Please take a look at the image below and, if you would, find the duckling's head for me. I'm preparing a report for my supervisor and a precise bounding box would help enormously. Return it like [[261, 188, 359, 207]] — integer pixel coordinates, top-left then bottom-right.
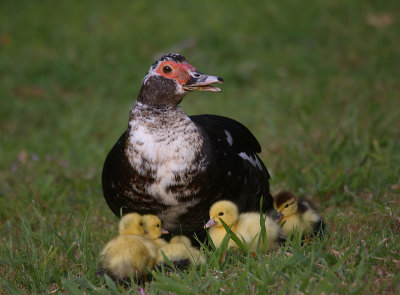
[[205, 200, 239, 228], [273, 191, 298, 220], [118, 212, 144, 235], [170, 235, 192, 246], [142, 214, 169, 239]]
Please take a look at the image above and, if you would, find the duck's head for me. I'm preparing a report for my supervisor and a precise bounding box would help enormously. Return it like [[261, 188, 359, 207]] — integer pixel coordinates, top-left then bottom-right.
[[205, 200, 239, 229], [273, 191, 299, 221], [142, 214, 169, 239], [118, 212, 145, 235], [138, 53, 224, 106]]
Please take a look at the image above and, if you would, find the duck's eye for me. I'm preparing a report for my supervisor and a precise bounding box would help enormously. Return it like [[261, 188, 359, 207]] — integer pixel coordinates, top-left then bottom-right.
[[218, 212, 224, 216], [139, 222, 143, 226], [285, 204, 289, 208], [163, 65, 172, 74], [157, 224, 160, 227]]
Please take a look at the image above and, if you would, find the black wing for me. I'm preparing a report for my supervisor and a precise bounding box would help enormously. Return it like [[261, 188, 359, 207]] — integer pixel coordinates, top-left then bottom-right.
[[190, 114, 272, 213], [191, 114, 262, 153]]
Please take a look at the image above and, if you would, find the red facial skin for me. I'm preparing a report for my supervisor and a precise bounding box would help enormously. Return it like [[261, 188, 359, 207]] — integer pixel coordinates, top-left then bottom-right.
[[155, 61, 197, 85]]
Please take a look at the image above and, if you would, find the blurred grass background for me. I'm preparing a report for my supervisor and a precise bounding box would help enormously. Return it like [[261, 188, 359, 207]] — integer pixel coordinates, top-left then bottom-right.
[[1, 0, 399, 294]]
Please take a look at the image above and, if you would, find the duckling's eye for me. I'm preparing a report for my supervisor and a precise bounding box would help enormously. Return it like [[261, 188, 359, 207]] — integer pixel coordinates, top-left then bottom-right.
[[163, 65, 172, 74], [285, 204, 289, 208], [139, 222, 143, 226], [218, 212, 224, 216], [157, 224, 160, 227]]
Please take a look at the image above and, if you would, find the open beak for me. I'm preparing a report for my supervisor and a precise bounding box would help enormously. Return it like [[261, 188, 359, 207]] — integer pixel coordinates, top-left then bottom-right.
[[275, 212, 283, 223], [205, 218, 218, 228], [161, 228, 169, 235], [183, 72, 224, 92]]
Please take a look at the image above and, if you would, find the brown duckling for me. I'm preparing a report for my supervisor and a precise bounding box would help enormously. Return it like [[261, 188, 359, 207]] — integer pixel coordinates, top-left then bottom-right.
[[273, 191, 325, 237]]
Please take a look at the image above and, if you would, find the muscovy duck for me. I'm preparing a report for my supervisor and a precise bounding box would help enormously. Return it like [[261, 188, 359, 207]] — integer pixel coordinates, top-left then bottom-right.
[[102, 53, 273, 241]]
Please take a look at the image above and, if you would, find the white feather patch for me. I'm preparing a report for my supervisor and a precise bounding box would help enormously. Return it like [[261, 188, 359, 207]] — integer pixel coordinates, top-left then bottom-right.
[[224, 130, 233, 146], [238, 152, 263, 170]]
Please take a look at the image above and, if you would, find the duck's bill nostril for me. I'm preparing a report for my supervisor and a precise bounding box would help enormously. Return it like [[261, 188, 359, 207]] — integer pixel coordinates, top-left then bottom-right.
[[183, 74, 223, 92]]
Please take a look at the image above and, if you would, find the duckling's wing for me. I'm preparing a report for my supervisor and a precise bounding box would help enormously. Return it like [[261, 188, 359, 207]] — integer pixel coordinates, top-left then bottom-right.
[[298, 199, 325, 236]]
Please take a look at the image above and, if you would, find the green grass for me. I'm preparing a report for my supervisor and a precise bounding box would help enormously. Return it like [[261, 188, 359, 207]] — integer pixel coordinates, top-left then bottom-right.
[[1, 0, 399, 293]]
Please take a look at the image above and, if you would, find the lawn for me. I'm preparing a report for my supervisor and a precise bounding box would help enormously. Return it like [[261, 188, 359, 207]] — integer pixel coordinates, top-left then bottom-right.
[[1, 0, 399, 294]]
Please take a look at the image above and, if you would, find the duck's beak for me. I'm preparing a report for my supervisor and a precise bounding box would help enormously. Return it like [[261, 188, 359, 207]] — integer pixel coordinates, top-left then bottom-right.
[[183, 72, 224, 92], [275, 212, 283, 222], [205, 218, 218, 228], [161, 228, 169, 235]]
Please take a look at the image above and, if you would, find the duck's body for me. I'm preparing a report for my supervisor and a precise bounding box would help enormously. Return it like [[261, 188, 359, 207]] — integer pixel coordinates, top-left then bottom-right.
[[274, 191, 325, 237], [102, 54, 273, 240], [156, 235, 205, 267], [206, 200, 285, 251], [100, 213, 158, 282]]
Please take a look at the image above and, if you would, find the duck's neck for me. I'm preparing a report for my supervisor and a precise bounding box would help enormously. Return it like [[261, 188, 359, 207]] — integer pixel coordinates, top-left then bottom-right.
[[129, 101, 184, 121]]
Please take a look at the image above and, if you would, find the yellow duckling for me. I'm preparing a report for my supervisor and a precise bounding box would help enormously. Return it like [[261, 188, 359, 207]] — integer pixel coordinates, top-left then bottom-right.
[[118, 212, 144, 235], [273, 191, 325, 237], [205, 200, 285, 252], [100, 213, 158, 282], [142, 214, 169, 248], [156, 235, 205, 268]]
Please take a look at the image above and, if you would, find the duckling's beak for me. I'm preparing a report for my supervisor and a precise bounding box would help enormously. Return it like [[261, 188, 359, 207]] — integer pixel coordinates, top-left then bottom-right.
[[161, 228, 169, 235], [205, 218, 218, 228], [144, 229, 148, 234], [275, 212, 283, 222]]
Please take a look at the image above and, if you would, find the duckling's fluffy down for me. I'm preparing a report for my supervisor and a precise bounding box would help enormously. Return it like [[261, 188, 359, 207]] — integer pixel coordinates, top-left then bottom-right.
[[100, 235, 158, 280], [280, 201, 324, 236], [142, 214, 169, 247], [274, 192, 325, 237], [207, 200, 285, 252], [234, 213, 286, 251], [156, 235, 205, 267]]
